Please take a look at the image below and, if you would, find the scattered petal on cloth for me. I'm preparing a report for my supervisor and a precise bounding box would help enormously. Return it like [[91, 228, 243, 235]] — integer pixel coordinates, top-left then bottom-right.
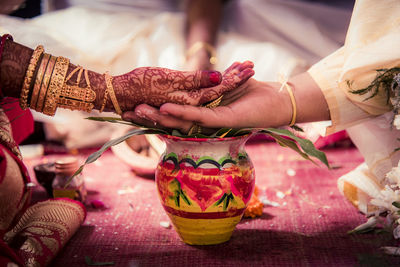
[[159, 221, 171, 229], [286, 169, 296, 176], [91, 199, 105, 209]]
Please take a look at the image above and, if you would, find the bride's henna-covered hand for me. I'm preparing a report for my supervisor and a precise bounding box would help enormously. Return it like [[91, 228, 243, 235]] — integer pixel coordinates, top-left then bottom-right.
[[111, 61, 254, 112], [122, 72, 330, 133], [121, 61, 257, 130], [0, 40, 253, 115], [112, 67, 220, 110]]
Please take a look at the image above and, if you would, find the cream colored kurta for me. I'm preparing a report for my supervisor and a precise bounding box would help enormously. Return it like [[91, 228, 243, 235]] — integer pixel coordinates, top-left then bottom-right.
[[308, 0, 399, 135], [308, 0, 400, 215]]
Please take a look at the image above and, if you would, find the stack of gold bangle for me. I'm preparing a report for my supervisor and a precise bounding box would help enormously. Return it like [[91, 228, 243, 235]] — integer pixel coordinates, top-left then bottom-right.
[[20, 45, 97, 116], [20, 45, 44, 110]]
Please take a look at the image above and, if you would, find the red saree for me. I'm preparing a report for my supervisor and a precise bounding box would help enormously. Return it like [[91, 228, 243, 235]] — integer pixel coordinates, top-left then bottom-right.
[[0, 107, 86, 266]]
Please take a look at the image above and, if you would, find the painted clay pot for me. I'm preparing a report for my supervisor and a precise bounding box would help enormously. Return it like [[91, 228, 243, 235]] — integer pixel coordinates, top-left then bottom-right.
[[155, 134, 255, 245]]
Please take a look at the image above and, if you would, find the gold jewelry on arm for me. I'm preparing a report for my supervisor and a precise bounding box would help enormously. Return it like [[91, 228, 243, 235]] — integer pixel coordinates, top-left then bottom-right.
[[57, 66, 96, 112], [204, 95, 223, 109], [42, 56, 69, 116], [186, 41, 218, 65], [188, 124, 202, 135], [104, 72, 122, 115], [35, 54, 56, 112], [188, 95, 224, 135], [30, 53, 50, 109], [99, 85, 109, 113], [20, 45, 44, 109], [280, 80, 297, 126]]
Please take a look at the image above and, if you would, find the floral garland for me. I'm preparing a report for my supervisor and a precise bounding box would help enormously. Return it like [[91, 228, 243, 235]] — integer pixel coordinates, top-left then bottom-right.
[[349, 68, 400, 255], [350, 164, 400, 255]]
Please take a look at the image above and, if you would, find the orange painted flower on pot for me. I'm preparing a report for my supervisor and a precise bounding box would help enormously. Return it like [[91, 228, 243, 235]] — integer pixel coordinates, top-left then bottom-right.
[[155, 135, 255, 245]]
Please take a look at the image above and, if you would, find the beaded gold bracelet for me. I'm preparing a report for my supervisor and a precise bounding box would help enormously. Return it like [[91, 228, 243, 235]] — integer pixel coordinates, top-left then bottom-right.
[[99, 85, 109, 113], [20, 45, 44, 109], [42, 56, 69, 116], [104, 72, 122, 115]]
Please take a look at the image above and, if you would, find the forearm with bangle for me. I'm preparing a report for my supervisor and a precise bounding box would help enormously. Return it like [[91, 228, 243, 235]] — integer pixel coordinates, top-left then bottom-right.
[[286, 73, 331, 125], [0, 36, 122, 116]]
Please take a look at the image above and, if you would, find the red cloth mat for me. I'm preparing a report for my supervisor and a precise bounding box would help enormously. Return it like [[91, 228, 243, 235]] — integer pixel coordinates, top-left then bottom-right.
[[25, 142, 400, 266]]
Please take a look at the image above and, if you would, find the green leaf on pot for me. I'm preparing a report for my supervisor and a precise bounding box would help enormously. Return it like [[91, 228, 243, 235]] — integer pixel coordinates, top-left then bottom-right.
[[171, 129, 183, 137], [266, 132, 313, 163], [262, 128, 329, 168], [66, 127, 168, 187], [392, 201, 400, 209], [71, 116, 330, 187], [210, 128, 234, 137], [290, 124, 304, 132], [86, 116, 137, 126]]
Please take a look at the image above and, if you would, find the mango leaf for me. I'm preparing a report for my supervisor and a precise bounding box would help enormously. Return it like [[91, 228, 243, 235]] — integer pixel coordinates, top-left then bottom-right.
[[262, 128, 329, 168], [232, 128, 254, 137], [392, 201, 400, 209], [210, 128, 233, 138], [65, 127, 167, 187], [290, 124, 304, 132], [86, 116, 145, 128], [77, 116, 330, 183], [219, 129, 232, 138], [171, 129, 183, 137], [266, 132, 313, 163]]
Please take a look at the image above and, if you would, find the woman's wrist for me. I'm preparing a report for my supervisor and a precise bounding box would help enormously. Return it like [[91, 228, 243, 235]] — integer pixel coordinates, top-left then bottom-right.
[[266, 81, 294, 127], [288, 72, 331, 123], [0, 39, 118, 114], [86, 70, 110, 111]]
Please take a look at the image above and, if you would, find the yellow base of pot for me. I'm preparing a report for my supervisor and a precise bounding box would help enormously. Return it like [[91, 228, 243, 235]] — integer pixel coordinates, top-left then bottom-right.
[[168, 213, 242, 245]]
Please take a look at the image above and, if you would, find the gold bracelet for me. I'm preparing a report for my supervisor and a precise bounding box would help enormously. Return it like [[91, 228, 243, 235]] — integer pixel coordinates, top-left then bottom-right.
[[104, 72, 122, 115], [20, 45, 44, 109], [204, 95, 223, 108], [42, 56, 69, 116], [57, 66, 96, 112], [188, 124, 202, 136], [186, 41, 217, 65], [30, 53, 50, 109], [282, 81, 297, 126], [35, 55, 56, 112], [187, 95, 224, 135], [99, 86, 109, 113], [65, 65, 82, 81]]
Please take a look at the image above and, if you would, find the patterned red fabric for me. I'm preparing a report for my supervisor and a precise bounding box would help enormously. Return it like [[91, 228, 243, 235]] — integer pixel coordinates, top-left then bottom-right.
[[0, 110, 85, 266], [5, 102, 34, 145], [24, 141, 400, 266]]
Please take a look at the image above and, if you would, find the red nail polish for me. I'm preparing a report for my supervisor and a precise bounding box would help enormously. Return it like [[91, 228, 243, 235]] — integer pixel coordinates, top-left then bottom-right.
[[208, 71, 221, 85]]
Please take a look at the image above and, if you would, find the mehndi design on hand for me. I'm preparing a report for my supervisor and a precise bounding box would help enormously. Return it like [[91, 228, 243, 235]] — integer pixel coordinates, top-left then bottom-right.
[[111, 67, 221, 111]]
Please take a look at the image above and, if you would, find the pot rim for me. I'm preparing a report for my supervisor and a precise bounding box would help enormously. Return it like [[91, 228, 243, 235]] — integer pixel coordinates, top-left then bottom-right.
[[160, 133, 251, 142]]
